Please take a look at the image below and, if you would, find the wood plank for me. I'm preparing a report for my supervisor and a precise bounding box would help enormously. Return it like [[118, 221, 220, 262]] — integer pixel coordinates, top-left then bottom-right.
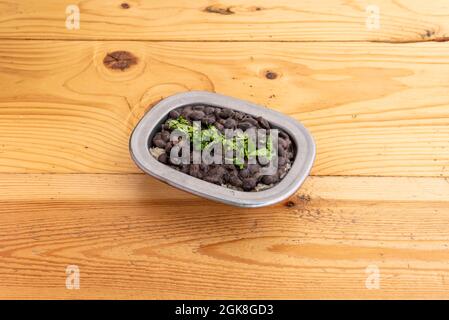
[[1, 40, 449, 176], [0, 174, 448, 299], [1, 0, 449, 42]]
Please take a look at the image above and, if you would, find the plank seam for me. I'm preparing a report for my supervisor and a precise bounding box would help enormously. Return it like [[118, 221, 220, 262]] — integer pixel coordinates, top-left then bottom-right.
[[0, 38, 448, 44]]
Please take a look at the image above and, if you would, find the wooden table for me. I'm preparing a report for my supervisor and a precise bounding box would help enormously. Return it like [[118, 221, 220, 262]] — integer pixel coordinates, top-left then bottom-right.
[[1, 0, 449, 299]]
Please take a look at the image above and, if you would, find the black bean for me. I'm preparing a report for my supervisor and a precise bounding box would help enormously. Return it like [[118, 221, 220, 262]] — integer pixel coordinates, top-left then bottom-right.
[[242, 178, 257, 191], [202, 114, 216, 125], [225, 168, 239, 182], [224, 118, 236, 129], [277, 166, 287, 177], [222, 173, 230, 183], [184, 112, 195, 120], [257, 116, 270, 129], [237, 122, 253, 131], [193, 105, 205, 111], [157, 153, 168, 164], [153, 138, 166, 148], [181, 106, 193, 119], [169, 110, 180, 119], [214, 122, 224, 132], [278, 156, 287, 167], [189, 164, 203, 178], [181, 106, 192, 113], [261, 174, 279, 185], [243, 116, 258, 126], [205, 106, 215, 114], [229, 176, 243, 187], [239, 168, 251, 178], [204, 166, 226, 185], [165, 141, 173, 153], [248, 164, 260, 174], [278, 145, 286, 157], [161, 131, 170, 142], [219, 108, 234, 118], [190, 110, 205, 121], [214, 166, 227, 176], [224, 164, 237, 171], [204, 175, 222, 185], [279, 131, 290, 141], [234, 112, 245, 120], [278, 137, 289, 149]]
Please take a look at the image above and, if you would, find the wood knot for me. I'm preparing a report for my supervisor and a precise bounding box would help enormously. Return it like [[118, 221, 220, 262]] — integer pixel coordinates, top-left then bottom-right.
[[298, 194, 311, 202], [285, 201, 296, 208], [204, 5, 234, 15], [103, 51, 137, 71], [120, 3, 130, 9], [424, 29, 435, 38], [265, 71, 278, 80]]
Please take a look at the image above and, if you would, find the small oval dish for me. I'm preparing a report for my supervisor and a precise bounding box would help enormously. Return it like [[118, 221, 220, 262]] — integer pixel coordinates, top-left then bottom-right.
[[129, 91, 315, 207]]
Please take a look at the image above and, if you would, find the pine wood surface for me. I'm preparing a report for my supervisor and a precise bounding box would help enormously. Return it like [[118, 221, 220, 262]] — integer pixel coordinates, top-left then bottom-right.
[[1, 0, 449, 299]]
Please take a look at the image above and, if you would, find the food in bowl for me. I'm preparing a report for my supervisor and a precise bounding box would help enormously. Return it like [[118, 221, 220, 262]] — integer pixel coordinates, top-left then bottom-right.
[[149, 105, 296, 192], [129, 91, 315, 207]]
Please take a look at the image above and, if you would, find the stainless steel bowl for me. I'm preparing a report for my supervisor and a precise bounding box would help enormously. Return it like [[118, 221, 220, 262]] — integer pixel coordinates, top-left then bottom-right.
[[129, 91, 315, 207]]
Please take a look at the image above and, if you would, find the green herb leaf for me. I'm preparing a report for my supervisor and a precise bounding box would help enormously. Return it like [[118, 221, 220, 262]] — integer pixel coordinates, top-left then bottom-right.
[[167, 116, 275, 165]]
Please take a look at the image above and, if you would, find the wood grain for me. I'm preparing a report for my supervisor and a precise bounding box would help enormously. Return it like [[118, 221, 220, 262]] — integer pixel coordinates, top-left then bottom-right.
[[1, 0, 449, 42], [2, 0, 449, 301], [1, 40, 449, 176], [0, 174, 448, 299]]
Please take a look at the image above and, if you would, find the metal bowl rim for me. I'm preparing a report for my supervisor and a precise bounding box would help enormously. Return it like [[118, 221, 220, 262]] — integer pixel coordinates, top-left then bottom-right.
[[129, 91, 315, 207]]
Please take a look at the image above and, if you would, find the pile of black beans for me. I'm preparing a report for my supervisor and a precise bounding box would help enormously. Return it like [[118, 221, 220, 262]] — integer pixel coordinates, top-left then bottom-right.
[[150, 105, 295, 192]]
